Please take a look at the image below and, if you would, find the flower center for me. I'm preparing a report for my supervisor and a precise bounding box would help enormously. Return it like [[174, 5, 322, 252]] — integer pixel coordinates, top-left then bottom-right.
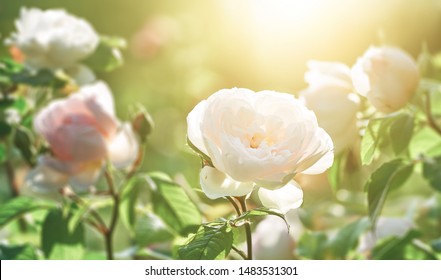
[[249, 133, 274, 149]]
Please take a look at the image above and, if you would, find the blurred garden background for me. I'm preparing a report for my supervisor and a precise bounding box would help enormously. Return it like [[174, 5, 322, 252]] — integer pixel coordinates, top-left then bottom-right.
[[1, 0, 441, 259], [1, 0, 439, 192]]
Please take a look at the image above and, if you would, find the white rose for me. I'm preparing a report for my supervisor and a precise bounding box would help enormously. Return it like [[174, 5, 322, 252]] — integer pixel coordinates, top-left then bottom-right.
[[26, 81, 139, 192], [187, 88, 334, 212], [300, 61, 360, 154], [352, 46, 419, 113], [7, 7, 99, 70], [358, 217, 414, 253]]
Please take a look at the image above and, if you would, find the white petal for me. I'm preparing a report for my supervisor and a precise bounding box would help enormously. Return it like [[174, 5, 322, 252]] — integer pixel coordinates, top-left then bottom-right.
[[69, 163, 103, 193], [25, 161, 68, 193], [186, 100, 209, 155], [258, 181, 303, 214], [108, 123, 139, 169], [200, 166, 254, 199], [301, 128, 334, 174]]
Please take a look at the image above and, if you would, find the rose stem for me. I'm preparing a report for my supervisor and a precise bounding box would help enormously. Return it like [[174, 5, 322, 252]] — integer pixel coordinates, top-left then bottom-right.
[[425, 92, 441, 136], [231, 245, 248, 260], [104, 170, 119, 260], [226, 196, 241, 216], [238, 196, 253, 260], [4, 160, 27, 231], [60, 187, 108, 235]]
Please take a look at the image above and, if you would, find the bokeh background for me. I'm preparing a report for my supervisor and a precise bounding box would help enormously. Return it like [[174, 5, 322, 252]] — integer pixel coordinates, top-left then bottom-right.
[[1, 0, 441, 188], [1, 0, 441, 258]]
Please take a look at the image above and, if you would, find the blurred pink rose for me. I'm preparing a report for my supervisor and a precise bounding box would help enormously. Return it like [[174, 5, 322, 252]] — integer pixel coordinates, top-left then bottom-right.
[[130, 16, 178, 60], [27, 81, 139, 192]]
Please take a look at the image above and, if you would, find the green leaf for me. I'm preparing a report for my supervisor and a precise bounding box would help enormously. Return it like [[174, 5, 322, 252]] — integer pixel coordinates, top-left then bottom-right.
[[11, 69, 67, 88], [410, 126, 441, 158], [148, 172, 201, 235], [186, 136, 213, 167], [328, 153, 346, 193], [232, 208, 286, 226], [83, 36, 125, 72], [178, 222, 233, 260], [431, 238, 441, 252], [295, 231, 328, 259], [0, 244, 39, 260], [134, 212, 174, 247], [389, 113, 414, 156], [361, 119, 383, 165], [13, 126, 36, 166], [0, 196, 54, 228], [422, 156, 441, 192], [119, 175, 148, 231], [0, 121, 12, 137], [328, 217, 371, 258], [41, 208, 85, 260], [366, 160, 413, 225], [371, 230, 434, 260], [0, 143, 6, 164]]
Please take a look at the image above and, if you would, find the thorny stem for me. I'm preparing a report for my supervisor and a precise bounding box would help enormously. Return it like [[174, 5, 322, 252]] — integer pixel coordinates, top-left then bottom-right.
[[237, 196, 253, 260], [425, 92, 441, 136], [104, 170, 119, 260]]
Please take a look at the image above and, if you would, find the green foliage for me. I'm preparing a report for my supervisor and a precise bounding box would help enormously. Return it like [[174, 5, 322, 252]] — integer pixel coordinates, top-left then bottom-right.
[[41, 208, 85, 260], [366, 160, 414, 225], [389, 113, 414, 155], [296, 218, 371, 259], [0, 143, 6, 163], [0, 196, 55, 228], [13, 126, 37, 166], [11, 69, 67, 89], [328, 218, 371, 258], [372, 230, 438, 260], [148, 172, 201, 235], [134, 212, 174, 247], [119, 175, 148, 231], [0, 244, 39, 260], [328, 153, 347, 192], [83, 36, 125, 72], [361, 113, 415, 165], [232, 208, 286, 226], [296, 231, 328, 259], [422, 156, 441, 192], [178, 222, 233, 260]]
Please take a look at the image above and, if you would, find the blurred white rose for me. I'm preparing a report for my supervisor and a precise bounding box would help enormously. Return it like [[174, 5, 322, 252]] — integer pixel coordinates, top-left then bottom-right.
[[358, 217, 414, 253], [26, 81, 139, 192], [187, 88, 334, 212], [300, 61, 360, 154], [7, 7, 99, 70], [352, 46, 419, 113], [252, 211, 303, 260]]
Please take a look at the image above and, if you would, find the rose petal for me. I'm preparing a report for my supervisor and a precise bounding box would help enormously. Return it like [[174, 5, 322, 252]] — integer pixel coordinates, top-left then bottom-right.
[[25, 160, 68, 192], [300, 128, 334, 174], [108, 123, 139, 169], [69, 162, 104, 193], [187, 100, 209, 155], [258, 181, 303, 214], [200, 166, 254, 199]]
